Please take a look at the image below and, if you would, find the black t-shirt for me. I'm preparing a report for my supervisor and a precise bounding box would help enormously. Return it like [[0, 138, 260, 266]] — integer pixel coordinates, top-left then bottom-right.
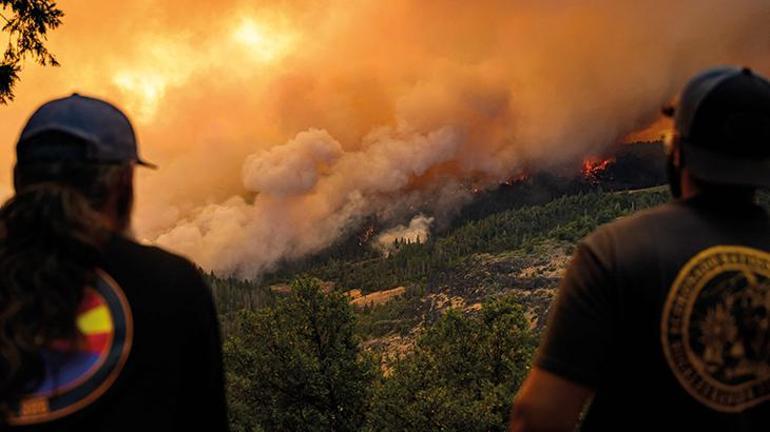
[[536, 194, 770, 431], [9, 234, 229, 431]]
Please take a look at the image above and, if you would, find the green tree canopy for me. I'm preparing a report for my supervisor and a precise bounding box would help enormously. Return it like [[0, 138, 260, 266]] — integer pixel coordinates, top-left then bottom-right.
[[224, 277, 376, 432], [1, 0, 63, 103], [367, 295, 537, 432]]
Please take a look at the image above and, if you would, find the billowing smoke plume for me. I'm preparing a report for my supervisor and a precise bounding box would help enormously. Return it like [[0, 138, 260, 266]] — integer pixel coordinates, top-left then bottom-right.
[[375, 215, 435, 256], [155, 126, 462, 273], [2, 0, 769, 277]]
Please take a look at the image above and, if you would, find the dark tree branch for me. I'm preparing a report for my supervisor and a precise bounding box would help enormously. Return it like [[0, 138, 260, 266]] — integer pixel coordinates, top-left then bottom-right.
[[0, 0, 63, 104]]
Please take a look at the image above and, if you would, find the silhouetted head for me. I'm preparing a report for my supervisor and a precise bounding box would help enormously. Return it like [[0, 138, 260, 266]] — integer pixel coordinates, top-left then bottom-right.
[[663, 66, 770, 200], [13, 93, 156, 231]]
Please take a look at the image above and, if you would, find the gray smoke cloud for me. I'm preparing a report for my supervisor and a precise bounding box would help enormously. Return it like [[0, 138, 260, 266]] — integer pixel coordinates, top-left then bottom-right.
[[155, 125, 462, 274]]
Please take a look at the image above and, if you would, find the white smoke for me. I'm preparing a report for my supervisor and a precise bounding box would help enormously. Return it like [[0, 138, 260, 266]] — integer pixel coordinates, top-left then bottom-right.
[[242, 129, 343, 197], [155, 125, 461, 275], [375, 215, 435, 256]]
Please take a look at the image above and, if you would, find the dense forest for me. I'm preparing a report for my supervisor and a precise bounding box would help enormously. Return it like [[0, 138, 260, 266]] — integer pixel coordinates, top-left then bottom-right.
[[224, 278, 536, 432]]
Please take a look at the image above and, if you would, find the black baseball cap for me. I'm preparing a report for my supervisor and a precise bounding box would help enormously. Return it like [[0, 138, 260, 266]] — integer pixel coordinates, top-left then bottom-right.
[[16, 93, 156, 168], [664, 66, 770, 187]]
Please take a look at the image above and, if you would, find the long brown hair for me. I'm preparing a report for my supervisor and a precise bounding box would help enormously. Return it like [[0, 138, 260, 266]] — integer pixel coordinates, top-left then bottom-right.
[[0, 134, 132, 413]]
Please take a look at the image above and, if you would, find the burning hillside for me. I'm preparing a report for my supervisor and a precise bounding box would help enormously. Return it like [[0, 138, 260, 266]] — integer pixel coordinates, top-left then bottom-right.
[[450, 141, 667, 227], [308, 141, 668, 267]]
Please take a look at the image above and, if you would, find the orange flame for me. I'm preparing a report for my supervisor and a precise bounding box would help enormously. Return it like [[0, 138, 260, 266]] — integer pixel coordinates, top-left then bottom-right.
[[582, 156, 615, 182]]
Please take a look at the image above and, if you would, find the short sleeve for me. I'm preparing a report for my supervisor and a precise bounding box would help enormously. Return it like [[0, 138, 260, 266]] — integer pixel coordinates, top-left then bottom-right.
[[534, 240, 616, 388]]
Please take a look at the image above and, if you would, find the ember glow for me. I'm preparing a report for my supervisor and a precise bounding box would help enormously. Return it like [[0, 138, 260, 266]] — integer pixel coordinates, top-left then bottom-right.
[[1, 0, 769, 277]]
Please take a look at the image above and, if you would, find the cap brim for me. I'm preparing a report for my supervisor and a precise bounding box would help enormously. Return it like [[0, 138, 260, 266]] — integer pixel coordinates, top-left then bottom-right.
[[683, 143, 770, 188], [137, 158, 158, 169]]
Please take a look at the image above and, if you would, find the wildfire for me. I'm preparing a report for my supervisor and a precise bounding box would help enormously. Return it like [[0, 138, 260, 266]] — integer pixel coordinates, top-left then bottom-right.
[[582, 156, 615, 183]]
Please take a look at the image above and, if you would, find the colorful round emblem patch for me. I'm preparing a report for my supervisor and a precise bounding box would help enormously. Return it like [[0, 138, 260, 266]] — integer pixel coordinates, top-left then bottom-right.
[[8, 269, 133, 425], [662, 246, 770, 413]]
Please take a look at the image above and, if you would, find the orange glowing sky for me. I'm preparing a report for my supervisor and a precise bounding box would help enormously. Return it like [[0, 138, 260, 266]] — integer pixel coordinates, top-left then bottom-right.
[[1, 0, 670, 189], [3, 1, 300, 148]]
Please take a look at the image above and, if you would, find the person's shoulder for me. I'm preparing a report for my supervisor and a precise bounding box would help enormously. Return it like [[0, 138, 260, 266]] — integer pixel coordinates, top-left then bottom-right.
[[108, 234, 200, 274], [103, 235, 209, 302], [581, 200, 685, 255], [601, 200, 683, 234]]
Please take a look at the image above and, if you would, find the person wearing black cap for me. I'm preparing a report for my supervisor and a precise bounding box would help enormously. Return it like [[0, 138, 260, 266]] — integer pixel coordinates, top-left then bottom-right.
[[0, 94, 228, 431], [509, 66, 770, 431]]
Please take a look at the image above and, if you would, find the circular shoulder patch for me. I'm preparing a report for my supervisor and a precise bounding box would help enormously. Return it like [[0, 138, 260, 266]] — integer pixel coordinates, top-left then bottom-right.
[[7, 269, 133, 425], [662, 246, 770, 413]]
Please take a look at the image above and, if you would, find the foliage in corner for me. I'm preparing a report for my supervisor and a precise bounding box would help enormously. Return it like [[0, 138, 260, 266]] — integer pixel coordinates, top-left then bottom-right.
[[1, 0, 63, 103]]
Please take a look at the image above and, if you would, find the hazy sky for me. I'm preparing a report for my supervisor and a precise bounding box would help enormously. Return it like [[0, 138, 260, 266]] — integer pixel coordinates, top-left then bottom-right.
[[2, 0, 768, 277]]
